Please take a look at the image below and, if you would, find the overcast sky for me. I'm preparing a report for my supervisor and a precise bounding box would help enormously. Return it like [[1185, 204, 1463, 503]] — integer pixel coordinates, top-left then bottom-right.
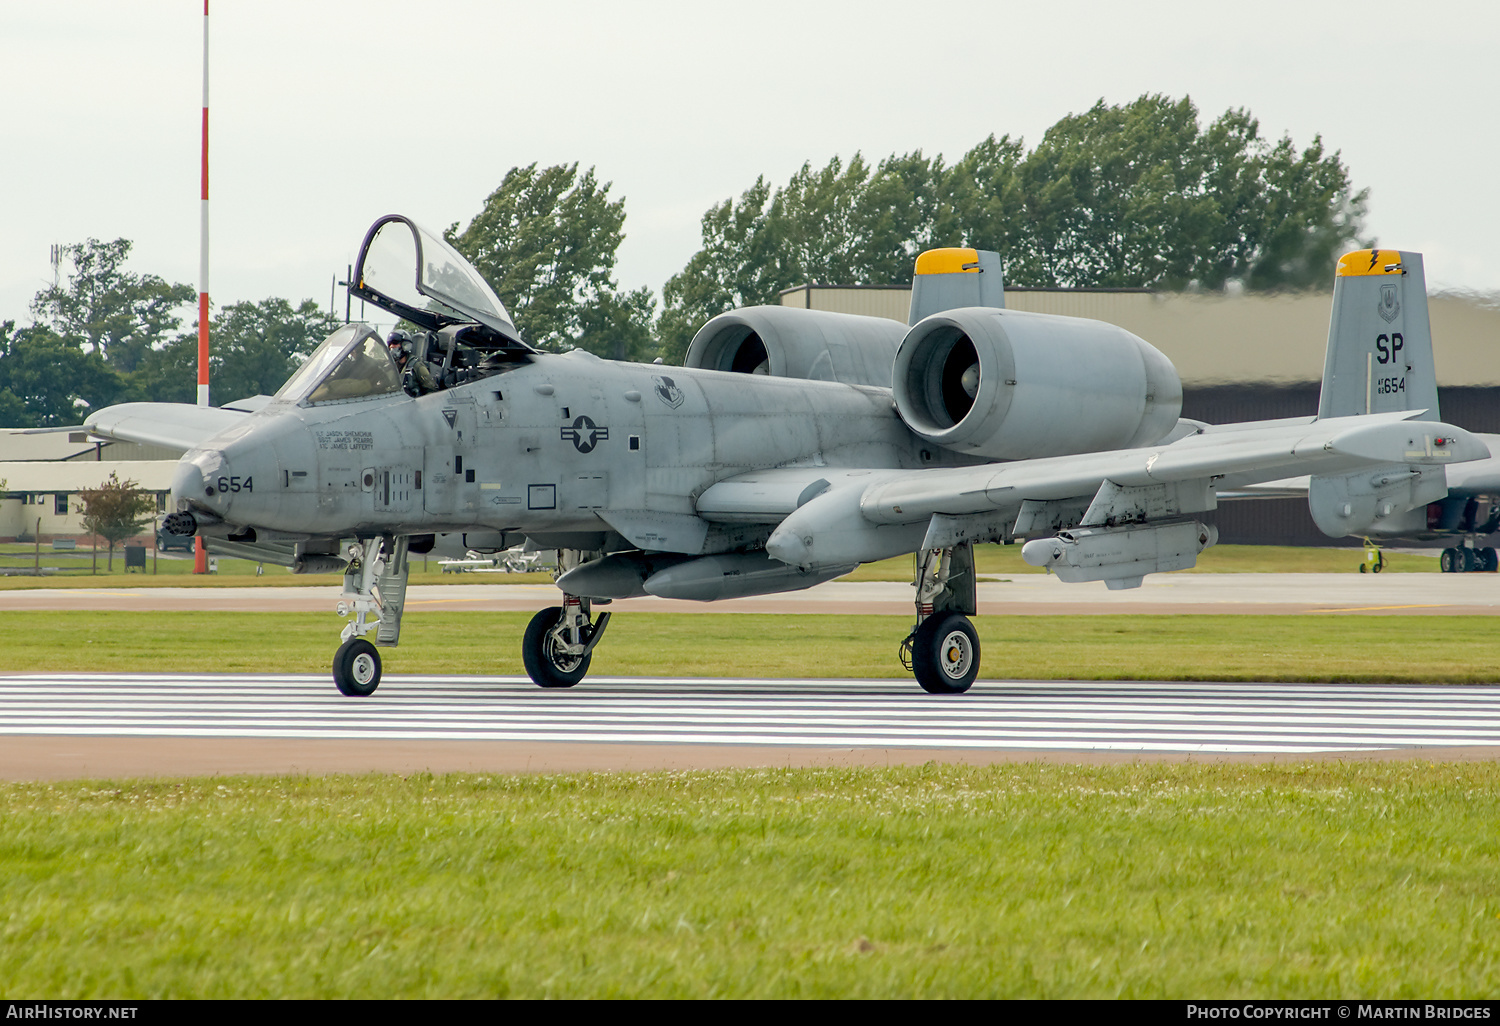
[[4, 0, 1497, 329]]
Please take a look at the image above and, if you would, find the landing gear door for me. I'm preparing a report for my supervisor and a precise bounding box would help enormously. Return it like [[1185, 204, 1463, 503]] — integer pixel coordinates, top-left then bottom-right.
[[349, 215, 533, 350]]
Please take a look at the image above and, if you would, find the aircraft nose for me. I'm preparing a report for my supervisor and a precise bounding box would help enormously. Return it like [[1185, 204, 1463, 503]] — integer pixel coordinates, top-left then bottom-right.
[[171, 449, 227, 517]]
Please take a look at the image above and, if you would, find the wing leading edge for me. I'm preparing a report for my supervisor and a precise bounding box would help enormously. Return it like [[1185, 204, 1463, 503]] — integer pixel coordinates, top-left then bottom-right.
[[83, 401, 259, 454], [694, 411, 1488, 580]]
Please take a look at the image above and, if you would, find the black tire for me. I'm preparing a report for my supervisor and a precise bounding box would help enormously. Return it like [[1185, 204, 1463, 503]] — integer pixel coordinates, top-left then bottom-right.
[[1484, 548, 1498, 572], [1441, 548, 1457, 573], [1461, 548, 1478, 573], [1359, 563, 1367, 573], [334, 642, 381, 696], [522, 607, 591, 689], [333, 637, 381, 697], [910, 612, 980, 695]]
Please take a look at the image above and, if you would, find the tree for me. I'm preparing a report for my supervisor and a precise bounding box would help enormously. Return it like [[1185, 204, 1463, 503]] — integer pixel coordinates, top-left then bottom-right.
[[75, 472, 156, 573], [0, 321, 121, 427], [658, 95, 1371, 361], [447, 163, 656, 359], [1004, 95, 1368, 289], [134, 297, 340, 405], [658, 152, 953, 363], [30, 238, 196, 373]]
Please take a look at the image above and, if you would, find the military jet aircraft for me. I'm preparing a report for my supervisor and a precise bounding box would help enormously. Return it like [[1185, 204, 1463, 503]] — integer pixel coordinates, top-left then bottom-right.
[[85, 218, 1488, 695]]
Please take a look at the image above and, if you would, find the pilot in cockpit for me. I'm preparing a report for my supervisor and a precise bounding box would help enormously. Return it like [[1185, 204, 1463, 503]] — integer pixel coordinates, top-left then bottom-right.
[[390, 329, 439, 396]]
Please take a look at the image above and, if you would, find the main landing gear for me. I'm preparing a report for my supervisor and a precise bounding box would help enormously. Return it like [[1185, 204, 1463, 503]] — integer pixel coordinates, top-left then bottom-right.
[[1440, 544, 1497, 573], [900, 542, 981, 694], [331, 535, 410, 696], [522, 595, 611, 688]]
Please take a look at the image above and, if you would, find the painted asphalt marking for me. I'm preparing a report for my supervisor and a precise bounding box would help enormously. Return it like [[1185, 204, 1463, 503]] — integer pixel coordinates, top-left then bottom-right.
[[3, 675, 1499, 754]]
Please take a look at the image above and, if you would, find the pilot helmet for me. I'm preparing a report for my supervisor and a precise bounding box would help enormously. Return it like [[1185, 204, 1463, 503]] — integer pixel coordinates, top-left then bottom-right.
[[386, 329, 414, 358]]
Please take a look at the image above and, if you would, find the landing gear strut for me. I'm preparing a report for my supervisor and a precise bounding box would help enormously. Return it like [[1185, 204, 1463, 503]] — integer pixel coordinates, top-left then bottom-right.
[[522, 594, 611, 688], [900, 543, 980, 694], [331, 535, 410, 697]]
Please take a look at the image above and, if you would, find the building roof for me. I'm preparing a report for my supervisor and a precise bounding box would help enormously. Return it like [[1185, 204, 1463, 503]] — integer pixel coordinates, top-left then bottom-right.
[[779, 284, 1500, 387]]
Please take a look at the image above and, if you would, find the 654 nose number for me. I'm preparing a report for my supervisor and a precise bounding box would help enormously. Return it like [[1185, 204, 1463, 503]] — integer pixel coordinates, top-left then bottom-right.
[[215, 476, 253, 493]]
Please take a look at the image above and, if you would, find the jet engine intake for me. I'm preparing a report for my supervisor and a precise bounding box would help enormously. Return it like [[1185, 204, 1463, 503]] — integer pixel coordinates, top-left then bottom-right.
[[893, 308, 1182, 459], [685, 306, 907, 388]]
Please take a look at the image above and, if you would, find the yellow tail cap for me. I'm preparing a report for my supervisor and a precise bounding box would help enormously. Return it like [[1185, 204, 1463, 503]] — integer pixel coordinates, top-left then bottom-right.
[[914, 248, 981, 276], [1336, 249, 1404, 277]]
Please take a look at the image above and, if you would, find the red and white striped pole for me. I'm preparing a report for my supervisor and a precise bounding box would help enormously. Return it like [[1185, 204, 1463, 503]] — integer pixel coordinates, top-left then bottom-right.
[[194, 0, 210, 574], [197, 0, 210, 409]]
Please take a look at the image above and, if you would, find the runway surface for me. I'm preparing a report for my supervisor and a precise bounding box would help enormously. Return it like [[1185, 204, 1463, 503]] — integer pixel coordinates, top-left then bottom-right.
[[4, 673, 1499, 780]]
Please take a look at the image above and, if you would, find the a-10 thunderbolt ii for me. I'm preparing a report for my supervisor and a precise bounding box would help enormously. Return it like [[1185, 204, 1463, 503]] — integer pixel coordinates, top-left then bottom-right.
[[85, 217, 1488, 696]]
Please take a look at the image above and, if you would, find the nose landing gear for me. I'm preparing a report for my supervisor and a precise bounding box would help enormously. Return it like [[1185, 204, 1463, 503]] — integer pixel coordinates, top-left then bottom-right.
[[331, 535, 410, 697]]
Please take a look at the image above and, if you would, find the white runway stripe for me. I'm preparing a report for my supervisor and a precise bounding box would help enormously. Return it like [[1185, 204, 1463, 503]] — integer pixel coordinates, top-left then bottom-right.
[[4, 675, 1500, 753]]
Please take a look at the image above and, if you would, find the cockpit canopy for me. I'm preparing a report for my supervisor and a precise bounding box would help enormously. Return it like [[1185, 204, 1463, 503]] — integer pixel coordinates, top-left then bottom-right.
[[350, 214, 533, 352], [274, 324, 403, 405]]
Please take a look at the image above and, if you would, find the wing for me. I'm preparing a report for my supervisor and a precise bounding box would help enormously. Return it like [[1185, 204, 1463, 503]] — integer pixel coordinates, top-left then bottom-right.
[[694, 411, 1489, 576], [83, 398, 270, 454], [860, 411, 1482, 520]]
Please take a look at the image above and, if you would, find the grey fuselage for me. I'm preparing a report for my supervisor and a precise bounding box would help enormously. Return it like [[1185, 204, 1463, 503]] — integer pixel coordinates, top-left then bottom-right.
[[174, 349, 973, 554]]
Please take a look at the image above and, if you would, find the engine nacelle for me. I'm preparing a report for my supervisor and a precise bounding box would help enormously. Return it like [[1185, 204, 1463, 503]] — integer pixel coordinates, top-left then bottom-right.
[[892, 307, 1182, 460], [685, 306, 906, 388]]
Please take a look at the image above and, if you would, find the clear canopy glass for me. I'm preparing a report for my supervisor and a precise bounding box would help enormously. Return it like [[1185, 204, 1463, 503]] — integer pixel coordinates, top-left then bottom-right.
[[357, 216, 520, 340], [274, 324, 402, 405]]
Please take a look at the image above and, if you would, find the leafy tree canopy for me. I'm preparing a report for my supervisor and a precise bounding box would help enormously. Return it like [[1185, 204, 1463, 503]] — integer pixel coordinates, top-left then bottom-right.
[[30, 238, 195, 373], [76, 471, 157, 572], [658, 94, 1369, 362], [135, 298, 340, 405], [0, 320, 121, 426], [0, 232, 338, 424], [446, 163, 657, 360]]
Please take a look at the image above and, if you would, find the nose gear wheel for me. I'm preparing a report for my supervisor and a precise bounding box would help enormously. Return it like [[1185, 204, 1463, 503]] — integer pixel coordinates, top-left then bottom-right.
[[333, 637, 381, 697], [909, 612, 980, 694]]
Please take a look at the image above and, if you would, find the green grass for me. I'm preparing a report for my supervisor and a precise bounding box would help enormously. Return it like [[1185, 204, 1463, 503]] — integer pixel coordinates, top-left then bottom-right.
[[3, 611, 1498, 683], [2, 763, 1497, 998]]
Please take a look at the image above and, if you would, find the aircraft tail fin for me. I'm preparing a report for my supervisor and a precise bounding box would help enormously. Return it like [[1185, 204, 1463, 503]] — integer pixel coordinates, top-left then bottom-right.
[[908, 248, 1004, 325], [1310, 249, 1445, 537], [1316, 249, 1439, 421]]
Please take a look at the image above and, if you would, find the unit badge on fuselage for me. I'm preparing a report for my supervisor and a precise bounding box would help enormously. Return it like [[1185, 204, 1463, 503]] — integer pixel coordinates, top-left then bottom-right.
[[653, 375, 684, 409]]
